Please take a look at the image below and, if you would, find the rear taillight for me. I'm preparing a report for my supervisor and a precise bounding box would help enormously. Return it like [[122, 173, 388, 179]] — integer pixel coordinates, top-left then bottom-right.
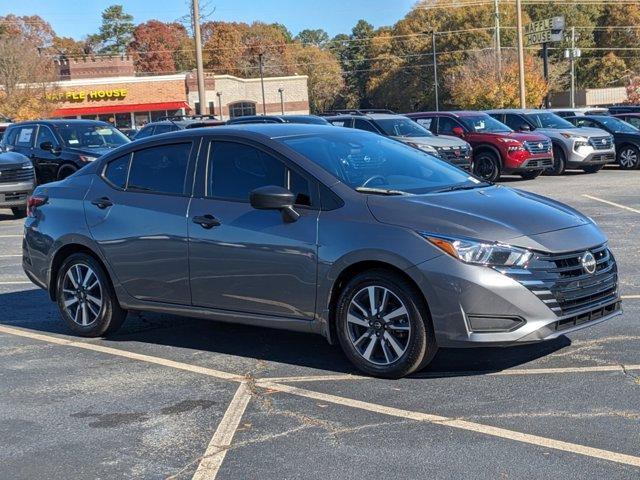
[[27, 195, 47, 217]]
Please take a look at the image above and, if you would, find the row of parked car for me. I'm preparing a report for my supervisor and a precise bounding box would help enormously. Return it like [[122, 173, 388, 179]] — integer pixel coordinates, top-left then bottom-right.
[[1, 105, 639, 217]]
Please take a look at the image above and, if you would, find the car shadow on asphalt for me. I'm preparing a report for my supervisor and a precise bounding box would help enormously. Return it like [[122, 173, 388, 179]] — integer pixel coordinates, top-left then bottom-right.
[[0, 288, 570, 379]]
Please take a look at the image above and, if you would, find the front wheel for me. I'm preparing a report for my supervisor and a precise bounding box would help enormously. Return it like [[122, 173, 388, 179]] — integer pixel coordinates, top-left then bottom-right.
[[617, 145, 640, 169], [55, 253, 127, 337], [582, 164, 604, 174], [472, 151, 501, 182], [335, 269, 437, 378], [520, 170, 542, 180], [545, 145, 566, 176]]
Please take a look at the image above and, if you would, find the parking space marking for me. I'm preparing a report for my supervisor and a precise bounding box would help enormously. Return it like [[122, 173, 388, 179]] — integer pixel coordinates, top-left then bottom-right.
[[0, 324, 244, 382], [0, 255, 21, 258], [0, 235, 22, 238], [622, 295, 640, 299], [583, 195, 640, 214], [192, 382, 252, 480], [261, 374, 365, 383], [0, 281, 32, 285], [259, 381, 640, 468], [3, 323, 640, 470]]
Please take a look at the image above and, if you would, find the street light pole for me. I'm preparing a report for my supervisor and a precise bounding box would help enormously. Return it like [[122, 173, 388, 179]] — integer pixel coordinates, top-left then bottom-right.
[[192, 0, 207, 115], [494, 0, 502, 78], [216, 91, 223, 120], [278, 88, 284, 115], [515, 0, 526, 108], [258, 53, 266, 115], [432, 30, 439, 111], [570, 26, 576, 108]]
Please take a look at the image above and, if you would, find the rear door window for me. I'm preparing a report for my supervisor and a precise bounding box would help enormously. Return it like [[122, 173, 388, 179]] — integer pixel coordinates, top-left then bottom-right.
[[153, 124, 177, 135], [135, 125, 154, 139], [415, 118, 432, 130], [437, 117, 461, 135], [127, 143, 192, 195], [103, 154, 131, 189], [353, 119, 379, 133], [35, 125, 59, 149]]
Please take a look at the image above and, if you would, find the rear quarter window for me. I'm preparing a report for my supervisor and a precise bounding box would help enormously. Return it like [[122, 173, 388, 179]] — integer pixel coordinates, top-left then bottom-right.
[[16, 126, 36, 147], [103, 154, 131, 189]]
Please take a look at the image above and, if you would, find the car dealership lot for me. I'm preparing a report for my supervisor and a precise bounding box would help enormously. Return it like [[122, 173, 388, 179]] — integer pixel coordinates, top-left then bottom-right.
[[1, 167, 639, 479]]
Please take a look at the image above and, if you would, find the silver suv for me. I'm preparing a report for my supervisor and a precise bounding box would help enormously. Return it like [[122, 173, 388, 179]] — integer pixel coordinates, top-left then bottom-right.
[[326, 113, 472, 170], [0, 151, 35, 217], [487, 109, 615, 175]]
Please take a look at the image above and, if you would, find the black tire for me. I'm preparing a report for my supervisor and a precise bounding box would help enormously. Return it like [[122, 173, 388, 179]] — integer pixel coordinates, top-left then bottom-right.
[[582, 164, 604, 174], [617, 145, 640, 170], [57, 165, 78, 181], [55, 253, 127, 337], [335, 269, 437, 379], [545, 144, 566, 176], [11, 207, 27, 218], [472, 151, 501, 182], [520, 170, 542, 180]]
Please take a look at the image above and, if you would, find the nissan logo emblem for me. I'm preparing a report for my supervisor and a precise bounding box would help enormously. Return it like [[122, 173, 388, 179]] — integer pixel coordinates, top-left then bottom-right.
[[601, 139, 607, 144], [580, 251, 597, 274], [538, 143, 543, 149]]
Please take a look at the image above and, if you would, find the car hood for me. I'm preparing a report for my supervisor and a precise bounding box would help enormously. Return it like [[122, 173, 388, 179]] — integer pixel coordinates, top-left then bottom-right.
[[539, 127, 609, 138], [392, 136, 467, 148], [474, 131, 549, 142], [0, 151, 30, 168], [367, 185, 597, 251]]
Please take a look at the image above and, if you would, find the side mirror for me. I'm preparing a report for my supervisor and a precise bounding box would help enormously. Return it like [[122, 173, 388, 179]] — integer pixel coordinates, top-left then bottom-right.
[[452, 126, 465, 137], [250, 185, 300, 222], [519, 124, 532, 131], [40, 141, 60, 153]]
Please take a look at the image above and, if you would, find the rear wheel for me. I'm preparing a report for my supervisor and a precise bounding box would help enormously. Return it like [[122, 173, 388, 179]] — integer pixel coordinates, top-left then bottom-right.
[[617, 145, 640, 169], [582, 164, 604, 174], [11, 207, 27, 218], [335, 269, 437, 378], [545, 144, 566, 176], [55, 253, 127, 337], [520, 170, 542, 180], [57, 165, 78, 181], [472, 151, 501, 182]]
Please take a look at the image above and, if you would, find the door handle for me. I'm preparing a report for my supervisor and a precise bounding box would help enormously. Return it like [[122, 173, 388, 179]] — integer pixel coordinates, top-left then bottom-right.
[[192, 214, 221, 229], [91, 197, 114, 209]]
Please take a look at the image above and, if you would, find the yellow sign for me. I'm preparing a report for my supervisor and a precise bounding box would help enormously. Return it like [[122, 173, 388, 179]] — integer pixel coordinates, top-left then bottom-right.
[[46, 89, 128, 102]]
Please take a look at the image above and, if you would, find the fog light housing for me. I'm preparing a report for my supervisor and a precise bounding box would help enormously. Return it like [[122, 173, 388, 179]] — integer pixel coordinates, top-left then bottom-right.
[[467, 315, 526, 333]]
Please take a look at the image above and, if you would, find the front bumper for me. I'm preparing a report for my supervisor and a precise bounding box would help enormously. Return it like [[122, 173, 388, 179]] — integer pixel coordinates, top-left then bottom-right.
[[0, 181, 34, 207], [408, 241, 621, 348], [566, 146, 616, 167]]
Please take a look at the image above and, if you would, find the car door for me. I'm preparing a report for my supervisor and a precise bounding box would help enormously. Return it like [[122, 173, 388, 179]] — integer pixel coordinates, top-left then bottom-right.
[[188, 138, 319, 320], [84, 140, 197, 304], [32, 125, 63, 183]]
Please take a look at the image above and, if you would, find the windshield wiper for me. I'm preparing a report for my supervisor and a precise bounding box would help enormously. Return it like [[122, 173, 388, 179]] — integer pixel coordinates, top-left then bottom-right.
[[434, 183, 491, 193], [355, 187, 407, 196]]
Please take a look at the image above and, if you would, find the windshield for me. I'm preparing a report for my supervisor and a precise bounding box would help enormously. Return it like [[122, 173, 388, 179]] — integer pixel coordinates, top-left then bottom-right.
[[526, 113, 574, 129], [375, 118, 434, 137], [55, 124, 130, 149], [593, 116, 639, 134], [280, 130, 483, 195], [459, 115, 512, 133]]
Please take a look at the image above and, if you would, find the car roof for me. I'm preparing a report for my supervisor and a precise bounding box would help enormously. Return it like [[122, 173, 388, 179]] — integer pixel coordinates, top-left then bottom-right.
[[8, 119, 113, 127], [136, 123, 336, 141], [326, 113, 404, 121], [407, 111, 487, 118], [485, 109, 549, 114]]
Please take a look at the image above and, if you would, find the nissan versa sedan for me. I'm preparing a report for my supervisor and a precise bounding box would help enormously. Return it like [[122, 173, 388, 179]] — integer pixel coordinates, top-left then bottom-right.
[[22, 125, 621, 378]]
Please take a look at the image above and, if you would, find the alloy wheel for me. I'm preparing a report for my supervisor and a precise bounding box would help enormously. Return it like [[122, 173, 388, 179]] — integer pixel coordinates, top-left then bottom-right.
[[619, 148, 639, 169], [474, 156, 497, 181], [346, 286, 411, 366], [61, 263, 103, 327]]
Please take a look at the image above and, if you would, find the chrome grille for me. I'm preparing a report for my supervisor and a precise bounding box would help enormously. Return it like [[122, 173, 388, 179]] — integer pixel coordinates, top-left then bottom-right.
[[589, 136, 613, 150], [436, 145, 471, 162], [501, 244, 618, 316], [0, 165, 35, 184], [523, 139, 552, 154]]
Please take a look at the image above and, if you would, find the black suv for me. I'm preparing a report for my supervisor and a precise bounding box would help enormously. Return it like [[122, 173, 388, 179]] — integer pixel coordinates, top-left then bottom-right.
[[225, 115, 330, 125], [133, 115, 225, 140], [0, 120, 130, 184]]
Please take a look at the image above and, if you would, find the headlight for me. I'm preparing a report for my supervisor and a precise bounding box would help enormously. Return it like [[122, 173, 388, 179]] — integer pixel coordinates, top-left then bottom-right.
[[560, 132, 588, 142], [407, 142, 438, 155], [420, 233, 533, 267], [79, 155, 97, 162], [21, 162, 33, 169]]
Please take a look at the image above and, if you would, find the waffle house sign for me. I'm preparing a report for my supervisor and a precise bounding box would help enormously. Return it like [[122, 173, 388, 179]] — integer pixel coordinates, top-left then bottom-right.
[[46, 89, 128, 102]]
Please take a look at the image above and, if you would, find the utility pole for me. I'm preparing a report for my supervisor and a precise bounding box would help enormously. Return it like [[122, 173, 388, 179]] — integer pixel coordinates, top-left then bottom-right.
[[278, 87, 285, 114], [258, 53, 266, 115], [432, 30, 439, 111], [515, 0, 526, 108], [494, 0, 502, 78], [192, 0, 207, 115], [216, 91, 223, 120], [570, 26, 576, 108]]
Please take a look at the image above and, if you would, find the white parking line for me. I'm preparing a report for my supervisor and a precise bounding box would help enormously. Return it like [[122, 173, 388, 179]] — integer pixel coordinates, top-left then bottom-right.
[[192, 382, 252, 480], [0, 255, 21, 258], [259, 381, 640, 468], [0, 235, 22, 238], [0, 281, 32, 285], [583, 195, 640, 214], [622, 295, 640, 299], [2, 324, 640, 470]]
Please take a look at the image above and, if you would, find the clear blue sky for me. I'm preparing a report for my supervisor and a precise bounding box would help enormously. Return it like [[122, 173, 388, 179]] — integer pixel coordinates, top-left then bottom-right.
[[2, 0, 415, 39]]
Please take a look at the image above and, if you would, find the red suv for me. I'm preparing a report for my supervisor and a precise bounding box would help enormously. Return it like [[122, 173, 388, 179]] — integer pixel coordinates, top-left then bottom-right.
[[406, 111, 553, 181]]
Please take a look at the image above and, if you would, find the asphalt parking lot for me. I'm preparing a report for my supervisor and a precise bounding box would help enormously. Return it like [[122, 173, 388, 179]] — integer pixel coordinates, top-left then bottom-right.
[[1, 167, 639, 479]]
